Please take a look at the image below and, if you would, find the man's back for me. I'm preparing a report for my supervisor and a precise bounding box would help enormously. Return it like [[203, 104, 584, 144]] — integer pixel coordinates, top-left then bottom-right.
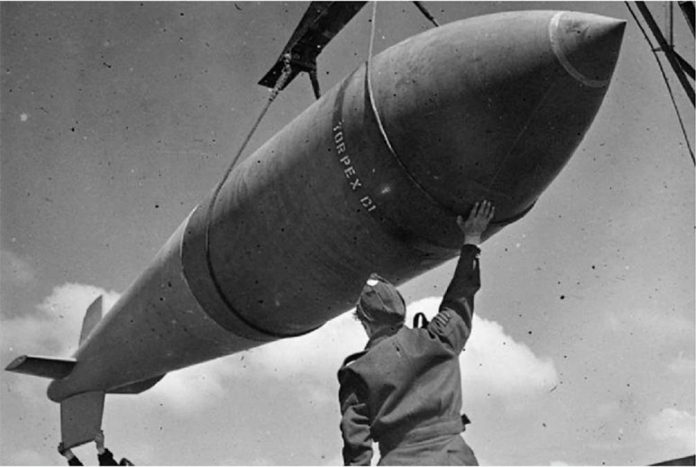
[[339, 323, 467, 463], [339, 245, 481, 465]]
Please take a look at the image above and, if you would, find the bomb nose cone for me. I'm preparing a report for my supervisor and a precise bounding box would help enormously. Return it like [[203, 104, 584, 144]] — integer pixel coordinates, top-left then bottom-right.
[[550, 12, 626, 87]]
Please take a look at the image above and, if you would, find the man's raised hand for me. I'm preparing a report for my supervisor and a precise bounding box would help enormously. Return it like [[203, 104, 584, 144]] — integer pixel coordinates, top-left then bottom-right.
[[457, 200, 495, 246]]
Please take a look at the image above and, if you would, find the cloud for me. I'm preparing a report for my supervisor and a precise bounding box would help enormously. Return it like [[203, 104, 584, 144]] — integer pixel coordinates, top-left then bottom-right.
[[146, 295, 557, 416], [119, 295, 557, 417], [142, 358, 231, 415], [0, 279, 362, 416], [645, 408, 695, 454], [0, 280, 238, 417], [2, 283, 121, 358], [1, 283, 122, 408], [143, 313, 366, 414], [245, 313, 364, 379], [3, 287, 557, 422]]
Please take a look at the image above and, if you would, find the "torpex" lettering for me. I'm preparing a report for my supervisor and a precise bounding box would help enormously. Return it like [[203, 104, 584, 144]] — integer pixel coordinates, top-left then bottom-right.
[[332, 121, 376, 212]]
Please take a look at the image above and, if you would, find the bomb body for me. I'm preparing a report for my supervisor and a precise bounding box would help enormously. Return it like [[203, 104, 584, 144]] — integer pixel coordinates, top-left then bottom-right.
[[35, 10, 624, 402]]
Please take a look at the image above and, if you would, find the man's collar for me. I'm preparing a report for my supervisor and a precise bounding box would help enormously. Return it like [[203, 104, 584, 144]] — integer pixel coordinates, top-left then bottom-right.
[[365, 325, 401, 349]]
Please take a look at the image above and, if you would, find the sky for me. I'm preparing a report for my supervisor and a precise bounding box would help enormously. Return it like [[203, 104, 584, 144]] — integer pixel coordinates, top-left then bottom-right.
[[0, 1, 694, 466]]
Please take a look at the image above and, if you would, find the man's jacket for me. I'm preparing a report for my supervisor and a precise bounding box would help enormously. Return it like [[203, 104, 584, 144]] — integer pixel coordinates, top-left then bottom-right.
[[98, 449, 118, 466], [338, 244, 481, 465]]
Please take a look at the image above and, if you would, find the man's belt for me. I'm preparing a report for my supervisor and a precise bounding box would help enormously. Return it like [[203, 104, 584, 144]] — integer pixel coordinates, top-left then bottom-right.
[[378, 416, 466, 454]]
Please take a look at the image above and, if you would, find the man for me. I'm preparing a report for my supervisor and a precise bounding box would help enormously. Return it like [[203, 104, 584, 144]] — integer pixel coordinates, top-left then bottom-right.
[[58, 430, 133, 465], [338, 200, 495, 466]]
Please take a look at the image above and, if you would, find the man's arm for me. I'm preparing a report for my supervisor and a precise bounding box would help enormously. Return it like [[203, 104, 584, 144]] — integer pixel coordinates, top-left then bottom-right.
[[95, 430, 118, 466], [429, 201, 495, 352], [58, 443, 83, 466], [97, 449, 118, 466], [338, 370, 373, 466]]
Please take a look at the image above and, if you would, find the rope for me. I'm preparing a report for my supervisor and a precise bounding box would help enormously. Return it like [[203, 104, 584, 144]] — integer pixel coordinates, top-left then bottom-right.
[[201, 53, 293, 319], [635, 2, 694, 105], [309, 68, 321, 99], [624, 2, 695, 165], [214, 52, 294, 195], [205, 52, 292, 218], [413, 1, 440, 27]]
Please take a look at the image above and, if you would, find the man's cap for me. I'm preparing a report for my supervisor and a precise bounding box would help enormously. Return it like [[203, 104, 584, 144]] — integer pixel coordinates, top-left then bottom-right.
[[355, 273, 406, 324]]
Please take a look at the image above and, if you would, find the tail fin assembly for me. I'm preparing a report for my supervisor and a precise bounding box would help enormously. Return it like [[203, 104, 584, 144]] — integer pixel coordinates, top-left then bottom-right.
[[79, 295, 103, 345], [5, 295, 105, 380], [60, 391, 105, 449], [5, 294, 167, 448], [5, 355, 105, 448], [5, 295, 110, 448]]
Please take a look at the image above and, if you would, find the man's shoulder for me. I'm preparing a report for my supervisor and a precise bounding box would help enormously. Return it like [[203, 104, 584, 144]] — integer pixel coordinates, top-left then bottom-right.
[[371, 328, 439, 360], [338, 349, 369, 388], [338, 334, 402, 376], [339, 349, 368, 371], [339, 328, 430, 370]]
